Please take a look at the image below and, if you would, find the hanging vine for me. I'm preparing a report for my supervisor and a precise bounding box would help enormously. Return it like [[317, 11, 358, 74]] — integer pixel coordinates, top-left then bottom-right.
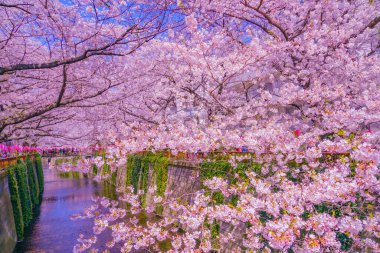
[[125, 154, 169, 213], [35, 154, 44, 201], [26, 156, 39, 206], [152, 156, 169, 214], [131, 156, 141, 194], [15, 160, 33, 226], [8, 166, 24, 241], [140, 156, 150, 207]]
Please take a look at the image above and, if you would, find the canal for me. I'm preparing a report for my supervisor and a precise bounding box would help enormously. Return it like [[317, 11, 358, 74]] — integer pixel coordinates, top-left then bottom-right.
[[13, 164, 117, 253]]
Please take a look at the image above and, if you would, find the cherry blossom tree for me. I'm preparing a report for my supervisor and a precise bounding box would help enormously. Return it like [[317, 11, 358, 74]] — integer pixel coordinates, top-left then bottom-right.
[[0, 0, 181, 143], [105, 0, 380, 153], [2, 0, 379, 251], [58, 1, 380, 252]]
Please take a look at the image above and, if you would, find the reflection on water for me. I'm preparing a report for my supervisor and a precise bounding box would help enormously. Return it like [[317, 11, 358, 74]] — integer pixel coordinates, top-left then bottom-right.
[[13, 168, 117, 253]]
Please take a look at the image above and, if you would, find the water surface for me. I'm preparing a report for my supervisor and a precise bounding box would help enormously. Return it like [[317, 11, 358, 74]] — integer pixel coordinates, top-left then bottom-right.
[[13, 168, 115, 253]]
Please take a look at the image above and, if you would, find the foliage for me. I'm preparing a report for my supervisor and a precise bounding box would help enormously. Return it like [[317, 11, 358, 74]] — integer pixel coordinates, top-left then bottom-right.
[[102, 181, 118, 200], [140, 157, 150, 207], [126, 155, 142, 193], [26, 156, 39, 206], [131, 156, 141, 194], [15, 160, 32, 226], [58, 171, 73, 178], [8, 156, 44, 240], [54, 158, 69, 166], [72, 156, 81, 166], [152, 156, 169, 198], [8, 166, 24, 241], [210, 220, 220, 239], [200, 161, 232, 180], [152, 156, 169, 214], [200, 161, 231, 206], [211, 191, 225, 205], [125, 154, 169, 212], [230, 194, 239, 207], [102, 163, 111, 175], [101, 154, 111, 176], [35, 154, 44, 200], [336, 232, 353, 251], [314, 203, 342, 218], [258, 211, 274, 224], [125, 156, 135, 188], [111, 171, 117, 185], [92, 164, 98, 175], [205, 219, 220, 239], [72, 171, 81, 179]]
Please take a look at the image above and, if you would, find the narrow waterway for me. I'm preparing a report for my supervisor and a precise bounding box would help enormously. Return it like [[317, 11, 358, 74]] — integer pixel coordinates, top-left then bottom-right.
[[13, 165, 117, 253]]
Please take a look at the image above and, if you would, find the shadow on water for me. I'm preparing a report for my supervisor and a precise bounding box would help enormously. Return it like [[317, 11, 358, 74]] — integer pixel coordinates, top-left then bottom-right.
[[13, 168, 117, 253]]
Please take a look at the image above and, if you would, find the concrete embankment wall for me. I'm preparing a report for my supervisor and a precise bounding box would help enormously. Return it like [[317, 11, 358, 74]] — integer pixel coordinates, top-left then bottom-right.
[[114, 159, 202, 209], [0, 172, 17, 253]]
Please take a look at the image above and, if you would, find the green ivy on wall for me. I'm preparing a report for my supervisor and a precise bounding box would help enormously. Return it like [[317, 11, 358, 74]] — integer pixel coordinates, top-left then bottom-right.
[[99, 153, 110, 177], [131, 156, 141, 194], [230, 161, 261, 184], [125, 154, 169, 213], [73, 171, 81, 179], [336, 232, 353, 251], [54, 158, 68, 166], [111, 171, 117, 185], [92, 164, 98, 175], [139, 157, 150, 207], [8, 166, 24, 241], [6, 156, 44, 243], [26, 156, 39, 206], [58, 171, 71, 178], [152, 156, 169, 214], [125, 156, 134, 188], [204, 217, 221, 248], [15, 160, 33, 226], [58, 171, 81, 179], [72, 156, 81, 166], [152, 156, 169, 198], [200, 160, 237, 239], [230, 194, 239, 207], [102, 181, 118, 200], [102, 163, 110, 175], [35, 154, 44, 200], [200, 160, 262, 208], [210, 219, 220, 239], [200, 160, 231, 206], [200, 161, 232, 180]]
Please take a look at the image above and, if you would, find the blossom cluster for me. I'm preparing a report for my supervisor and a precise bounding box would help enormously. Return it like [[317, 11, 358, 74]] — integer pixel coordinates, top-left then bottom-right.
[[68, 139, 379, 252]]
